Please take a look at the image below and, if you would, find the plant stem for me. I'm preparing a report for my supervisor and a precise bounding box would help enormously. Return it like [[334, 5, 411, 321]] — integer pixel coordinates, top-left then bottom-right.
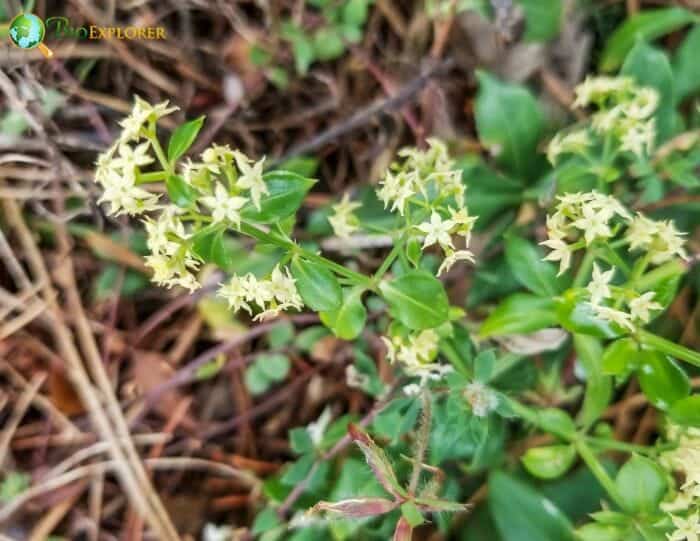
[[148, 128, 172, 173], [638, 330, 700, 367], [631, 259, 686, 292], [575, 439, 626, 510], [137, 170, 168, 183], [372, 239, 403, 284], [409, 391, 432, 495], [573, 249, 596, 288]]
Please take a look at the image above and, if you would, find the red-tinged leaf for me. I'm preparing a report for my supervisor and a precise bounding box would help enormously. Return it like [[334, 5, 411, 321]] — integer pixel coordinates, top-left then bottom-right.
[[348, 423, 407, 498], [415, 496, 471, 513], [310, 498, 398, 518], [393, 516, 413, 541]]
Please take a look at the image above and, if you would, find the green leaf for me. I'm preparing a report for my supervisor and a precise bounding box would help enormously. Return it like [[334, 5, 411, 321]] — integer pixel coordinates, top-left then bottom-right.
[[252, 507, 281, 535], [489, 471, 575, 541], [289, 427, 315, 454], [256, 353, 290, 381], [400, 501, 425, 528], [313, 27, 345, 60], [348, 424, 407, 499], [599, 7, 696, 72], [537, 408, 577, 439], [668, 395, 700, 427], [290, 257, 343, 312], [244, 363, 271, 395], [319, 287, 367, 340], [505, 235, 565, 297], [0, 472, 29, 503], [516, 0, 562, 42], [555, 290, 621, 339], [637, 350, 690, 411], [574, 334, 612, 427], [673, 25, 700, 103], [379, 271, 449, 330], [241, 171, 316, 223], [601, 338, 641, 376], [457, 157, 523, 230], [615, 455, 668, 514], [167, 116, 204, 163], [474, 71, 544, 181], [342, 0, 370, 26], [522, 445, 576, 480], [166, 174, 197, 207], [479, 294, 558, 338], [621, 41, 675, 143]]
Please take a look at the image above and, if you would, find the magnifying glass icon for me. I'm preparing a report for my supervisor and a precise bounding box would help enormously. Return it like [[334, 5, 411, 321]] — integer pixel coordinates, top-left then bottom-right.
[[8, 13, 54, 58]]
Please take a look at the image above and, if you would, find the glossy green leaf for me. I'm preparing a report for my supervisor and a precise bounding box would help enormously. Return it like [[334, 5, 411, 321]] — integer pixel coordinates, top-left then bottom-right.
[[474, 71, 544, 181], [615, 455, 668, 514], [555, 290, 621, 339], [673, 25, 700, 103], [516, 0, 562, 42], [601, 338, 641, 376], [489, 471, 575, 541], [669, 395, 700, 427], [319, 287, 367, 340], [379, 271, 449, 330], [166, 174, 197, 207], [257, 353, 290, 381], [167, 116, 204, 163], [537, 408, 577, 439], [637, 350, 690, 411], [522, 445, 576, 480], [241, 171, 316, 223], [574, 334, 612, 427], [289, 427, 314, 454], [505, 234, 565, 297], [290, 257, 343, 312], [244, 363, 271, 395], [621, 41, 675, 143], [479, 294, 558, 338], [599, 8, 696, 72]]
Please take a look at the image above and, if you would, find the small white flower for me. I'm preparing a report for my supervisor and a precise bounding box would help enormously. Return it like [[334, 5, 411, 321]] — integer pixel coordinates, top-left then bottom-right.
[[628, 291, 662, 323], [306, 407, 333, 445], [376, 171, 415, 215], [448, 207, 477, 239], [668, 513, 700, 541], [586, 263, 615, 305], [98, 169, 160, 216], [233, 151, 268, 210], [268, 265, 303, 310], [590, 304, 634, 331], [438, 249, 475, 276], [417, 212, 455, 250], [201, 183, 248, 225], [119, 96, 178, 142], [145, 253, 200, 292], [546, 130, 591, 165], [620, 119, 656, 158], [624, 87, 659, 120], [572, 204, 613, 245], [540, 237, 572, 275], [217, 275, 252, 314], [111, 141, 154, 170], [328, 193, 361, 239], [464, 382, 498, 417]]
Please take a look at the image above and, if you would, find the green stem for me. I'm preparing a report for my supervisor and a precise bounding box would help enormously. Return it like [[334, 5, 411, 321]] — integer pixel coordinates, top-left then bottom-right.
[[136, 170, 168, 183], [575, 439, 626, 509], [148, 127, 172, 173], [638, 330, 700, 367], [573, 249, 596, 288], [372, 239, 403, 284], [584, 436, 673, 456]]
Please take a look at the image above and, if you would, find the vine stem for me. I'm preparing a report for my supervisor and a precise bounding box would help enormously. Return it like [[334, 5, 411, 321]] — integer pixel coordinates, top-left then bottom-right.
[[575, 439, 626, 510]]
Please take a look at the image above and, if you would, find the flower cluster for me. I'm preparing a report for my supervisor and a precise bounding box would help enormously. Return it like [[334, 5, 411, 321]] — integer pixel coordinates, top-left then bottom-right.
[[217, 265, 303, 321], [416, 209, 476, 276], [540, 190, 687, 332], [661, 426, 700, 541], [382, 329, 452, 394], [463, 381, 498, 417], [548, 76, 659, 164], [377, 138, 465, 215], [328, 193, 361, 239]]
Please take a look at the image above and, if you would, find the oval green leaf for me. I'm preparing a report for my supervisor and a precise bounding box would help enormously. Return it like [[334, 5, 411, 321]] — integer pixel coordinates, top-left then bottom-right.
[[615, 455, 668, 514], [522, 445, 576, 480], [479, 293, 558, 338], [290, 257, 342, 312], [489, 470, 575, 541], [241, 170, 316, 223], [379, 271, 449, 330], [668, 395, 700, 427], [637, 350, 690, 411], [601, 338, 640, 376], [319, 287, 367, 340], [505, 234, 566, 297]]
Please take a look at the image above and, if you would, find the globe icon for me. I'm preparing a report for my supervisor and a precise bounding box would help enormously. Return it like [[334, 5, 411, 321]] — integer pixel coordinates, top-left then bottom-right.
[[9, 13, 45, 50]]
